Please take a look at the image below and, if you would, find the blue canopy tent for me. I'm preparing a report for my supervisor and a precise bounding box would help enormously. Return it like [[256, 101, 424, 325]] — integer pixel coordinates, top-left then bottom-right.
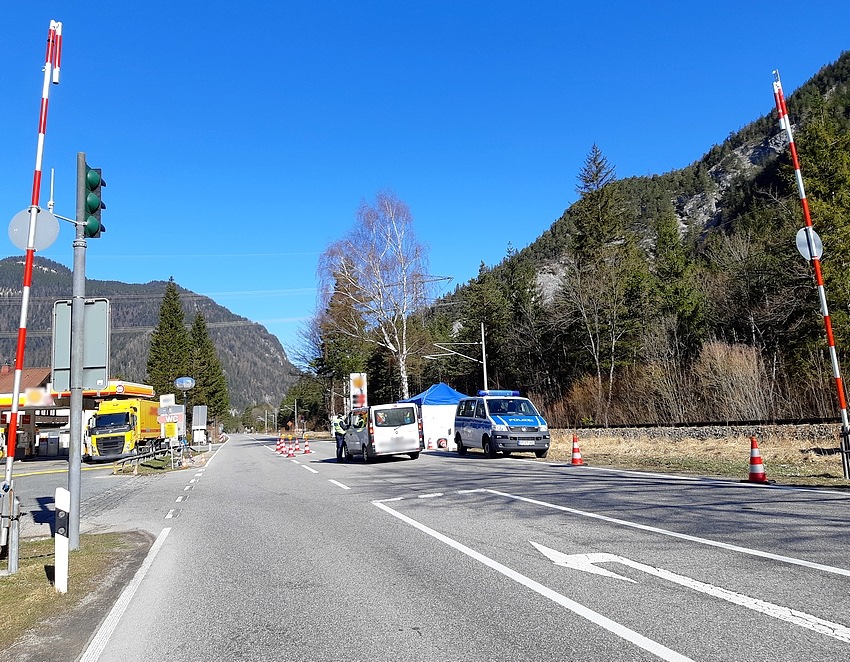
[[401, 383, 468, 450]]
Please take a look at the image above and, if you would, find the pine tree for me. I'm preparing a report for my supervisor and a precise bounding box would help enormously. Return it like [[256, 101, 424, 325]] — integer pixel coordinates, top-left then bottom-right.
[[570, 144, 626, 256], [146, 278, 190, 398], [190, 311, 230, 420]]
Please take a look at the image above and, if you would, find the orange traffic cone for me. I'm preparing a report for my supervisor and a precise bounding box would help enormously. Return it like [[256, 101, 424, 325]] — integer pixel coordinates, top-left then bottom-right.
[[286, 437, 295, 458], [275, 437, 284, 454], [570, 433, 584, 466], [748, 436, 768, 483], [294, 436, 301, 453], [303, 437, 312, 454]]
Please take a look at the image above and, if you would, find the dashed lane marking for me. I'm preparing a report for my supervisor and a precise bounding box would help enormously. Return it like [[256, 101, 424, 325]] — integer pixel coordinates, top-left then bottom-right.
[[328, 479, 350, 490]]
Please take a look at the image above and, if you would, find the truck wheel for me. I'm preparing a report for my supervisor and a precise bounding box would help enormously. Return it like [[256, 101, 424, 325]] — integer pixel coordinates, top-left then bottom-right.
[[483, 437, 497, 458], [456, 435, 466, 456]]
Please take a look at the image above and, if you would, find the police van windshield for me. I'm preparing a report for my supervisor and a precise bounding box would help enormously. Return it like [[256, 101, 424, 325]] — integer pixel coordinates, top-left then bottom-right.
[[486, 398, 538, 416]]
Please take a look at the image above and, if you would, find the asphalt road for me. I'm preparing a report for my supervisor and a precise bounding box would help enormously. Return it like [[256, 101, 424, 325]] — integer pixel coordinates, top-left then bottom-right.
[[9, 434, 850, 661]]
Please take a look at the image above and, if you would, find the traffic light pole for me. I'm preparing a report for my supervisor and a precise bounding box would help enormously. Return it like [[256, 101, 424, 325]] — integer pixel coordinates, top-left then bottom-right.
[[68, 152, 88, 549]]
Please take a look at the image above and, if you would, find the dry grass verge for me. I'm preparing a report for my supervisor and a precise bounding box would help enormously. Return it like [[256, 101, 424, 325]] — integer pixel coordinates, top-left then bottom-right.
[[548, 429, 849, 487], [0, 531, 152, 656]]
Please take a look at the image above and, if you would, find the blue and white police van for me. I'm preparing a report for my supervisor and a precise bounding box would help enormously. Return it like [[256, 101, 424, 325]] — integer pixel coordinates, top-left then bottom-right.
[[454, 390, 550, 458]]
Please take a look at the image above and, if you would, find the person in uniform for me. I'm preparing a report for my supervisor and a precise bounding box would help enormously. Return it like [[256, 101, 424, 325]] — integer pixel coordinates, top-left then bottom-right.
[[332, 414, 346, 462]]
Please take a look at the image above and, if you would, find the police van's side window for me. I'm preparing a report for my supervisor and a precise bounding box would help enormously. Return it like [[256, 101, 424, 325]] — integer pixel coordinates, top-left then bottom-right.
[[462, 400, 475, 417], [474, 400, 486, 419]]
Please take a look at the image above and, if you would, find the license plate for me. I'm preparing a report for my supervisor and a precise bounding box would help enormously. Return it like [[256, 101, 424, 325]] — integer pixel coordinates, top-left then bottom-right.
[[518, 440, 534, 446]]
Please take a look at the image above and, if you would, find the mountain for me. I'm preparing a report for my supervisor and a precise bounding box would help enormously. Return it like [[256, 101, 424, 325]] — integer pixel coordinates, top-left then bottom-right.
[[415, 51, 850, 426], [0, 257, 301, 410]]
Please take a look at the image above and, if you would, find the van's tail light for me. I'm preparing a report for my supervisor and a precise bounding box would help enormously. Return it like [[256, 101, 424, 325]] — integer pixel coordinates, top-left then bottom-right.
[[368, 423, 374, 442], [418, 417, 424, 445]]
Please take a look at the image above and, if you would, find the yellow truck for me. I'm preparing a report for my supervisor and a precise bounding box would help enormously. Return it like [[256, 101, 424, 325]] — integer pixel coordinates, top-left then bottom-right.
[[87, 398, 162, 459]]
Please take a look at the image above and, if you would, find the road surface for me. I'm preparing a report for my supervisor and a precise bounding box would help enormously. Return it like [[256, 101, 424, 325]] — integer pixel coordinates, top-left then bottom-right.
[[8, 433, 850, 661]]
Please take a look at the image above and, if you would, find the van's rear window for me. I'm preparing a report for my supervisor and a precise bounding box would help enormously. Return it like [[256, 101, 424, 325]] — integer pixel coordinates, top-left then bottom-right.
[[374, 407, 416, 427]]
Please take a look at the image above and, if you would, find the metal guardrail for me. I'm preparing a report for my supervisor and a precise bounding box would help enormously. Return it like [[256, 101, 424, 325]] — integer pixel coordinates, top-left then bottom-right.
[[112, 439, 221, 473]]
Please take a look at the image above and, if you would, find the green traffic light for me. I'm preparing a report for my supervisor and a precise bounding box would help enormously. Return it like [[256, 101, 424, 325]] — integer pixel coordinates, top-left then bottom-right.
[[84, 215, 101, 238], [85, 192, 101, 214], [85, 168, 101, 189]]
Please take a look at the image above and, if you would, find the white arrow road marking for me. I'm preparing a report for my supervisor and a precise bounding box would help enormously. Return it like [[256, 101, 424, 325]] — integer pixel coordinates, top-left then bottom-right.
[[486, 489, 850, 578], [375, 501, 694, 662], [531, 542, 850, 644]]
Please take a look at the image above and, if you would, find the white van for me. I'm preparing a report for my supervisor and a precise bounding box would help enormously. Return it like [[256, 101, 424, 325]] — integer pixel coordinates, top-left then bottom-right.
[[343, 403, 423, 461]]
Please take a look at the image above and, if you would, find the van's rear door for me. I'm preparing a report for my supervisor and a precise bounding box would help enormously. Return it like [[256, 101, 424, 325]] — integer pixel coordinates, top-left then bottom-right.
[[371, 405, 419, 454]]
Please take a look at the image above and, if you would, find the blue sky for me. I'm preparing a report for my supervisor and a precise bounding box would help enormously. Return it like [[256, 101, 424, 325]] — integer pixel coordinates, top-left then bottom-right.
[[1, 2, 848, 362]]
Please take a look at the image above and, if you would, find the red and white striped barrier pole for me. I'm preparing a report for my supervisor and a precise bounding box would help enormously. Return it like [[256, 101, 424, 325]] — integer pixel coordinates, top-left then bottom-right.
[[3, 20, 62, 487], [773, 70, 850, 480]]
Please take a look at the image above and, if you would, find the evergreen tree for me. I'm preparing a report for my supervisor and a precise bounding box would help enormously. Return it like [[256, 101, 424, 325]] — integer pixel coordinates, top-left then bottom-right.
[[650, 211, 704, 356], [570, 144, 626, 256], [146, 278, 190, 398], [190, 311, 230, 420]]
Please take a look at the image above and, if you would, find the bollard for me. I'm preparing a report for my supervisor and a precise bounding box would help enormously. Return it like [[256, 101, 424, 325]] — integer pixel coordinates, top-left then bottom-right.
[[9, 496, 20, 574]]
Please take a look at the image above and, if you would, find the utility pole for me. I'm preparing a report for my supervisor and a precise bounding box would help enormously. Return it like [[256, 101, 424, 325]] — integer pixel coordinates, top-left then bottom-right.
[[67, 152, 87, 549]]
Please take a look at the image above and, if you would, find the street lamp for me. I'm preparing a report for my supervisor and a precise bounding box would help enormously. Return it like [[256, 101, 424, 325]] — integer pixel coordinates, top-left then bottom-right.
[[174, 376, 195, 441]]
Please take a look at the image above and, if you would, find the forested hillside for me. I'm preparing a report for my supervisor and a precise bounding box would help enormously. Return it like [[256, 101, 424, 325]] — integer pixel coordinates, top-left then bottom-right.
[[308, 51, 850, 428], [0, 257, 301, 410]]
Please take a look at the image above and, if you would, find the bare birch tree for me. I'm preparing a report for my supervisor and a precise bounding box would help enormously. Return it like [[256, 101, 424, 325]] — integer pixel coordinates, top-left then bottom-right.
[[317, 191, 428, 399]]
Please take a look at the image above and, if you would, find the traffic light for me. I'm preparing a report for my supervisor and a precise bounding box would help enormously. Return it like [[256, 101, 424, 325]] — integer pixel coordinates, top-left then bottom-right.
[[83, 165, 106, 238]]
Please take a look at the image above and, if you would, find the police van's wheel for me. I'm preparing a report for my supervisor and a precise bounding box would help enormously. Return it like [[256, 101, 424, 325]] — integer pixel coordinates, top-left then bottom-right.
[[344, 447, 354, 461], [483, 436, 497, 458], [535, 449, 549, 458], [362, 445, 371, 463], [456, 435, 466, 456], [409, 451, 420, 460]]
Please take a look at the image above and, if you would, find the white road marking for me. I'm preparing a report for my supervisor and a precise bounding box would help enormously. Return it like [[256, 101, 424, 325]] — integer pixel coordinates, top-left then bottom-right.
[[532, 542, 850, 643], [189, 479, 198, 483], [328, 479, 350, 490], [193, 472, 203, 477], [183, 485, 193, 492], [418, 493, 443, 499], [79, 527, 172, 662], [374, 502, 693, 662], [165, 509, 180, 520], [175, 495, 187, 503], [523, 459, 850, 496], [301, 465, 319, 474], [485, 489, 850, 578]]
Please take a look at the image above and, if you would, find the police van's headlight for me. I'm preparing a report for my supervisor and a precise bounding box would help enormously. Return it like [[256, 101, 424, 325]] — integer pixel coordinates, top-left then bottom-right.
[[492, 424, 508, 432], [539, 424, 548, 431]]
